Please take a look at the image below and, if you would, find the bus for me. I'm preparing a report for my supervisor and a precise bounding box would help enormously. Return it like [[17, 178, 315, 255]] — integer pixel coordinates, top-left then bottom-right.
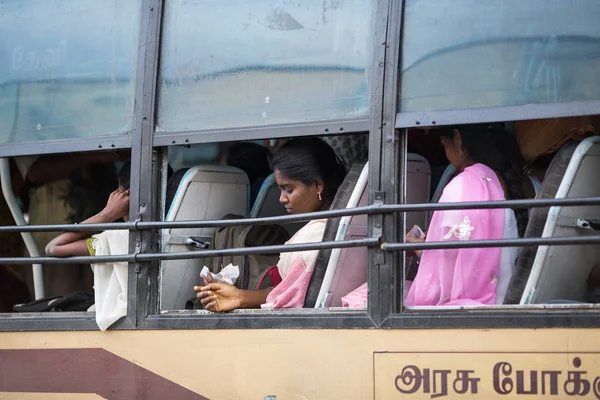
[[1, 0, 600, 398]]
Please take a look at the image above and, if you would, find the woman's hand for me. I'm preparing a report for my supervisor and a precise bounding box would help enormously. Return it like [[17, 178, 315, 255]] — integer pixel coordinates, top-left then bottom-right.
[[45, 188, 130, 257], [101, 189, 130, 221], [406, 231, 427, 258], [194, 282, 242, 312]]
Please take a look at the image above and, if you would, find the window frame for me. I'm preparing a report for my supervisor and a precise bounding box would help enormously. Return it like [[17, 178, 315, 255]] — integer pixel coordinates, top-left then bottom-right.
[[0, 0, 390, 332], [390, 0, 600, 327], [2, 0, 600, 333], [0, 0, 145, 157]]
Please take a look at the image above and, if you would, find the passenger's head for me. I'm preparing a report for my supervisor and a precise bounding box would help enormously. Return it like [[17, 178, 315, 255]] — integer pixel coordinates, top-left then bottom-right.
[[117, 161, 131, 191], [269, 137, 346, 214], [116, 161, 173, 192], [438, 123, 528, 235], [438, 123, 525, 176], [222, 142, 271, 182]]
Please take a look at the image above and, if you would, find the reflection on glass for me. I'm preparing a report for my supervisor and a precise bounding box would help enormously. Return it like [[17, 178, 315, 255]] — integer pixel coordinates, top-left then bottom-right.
[[0, 0, 141, 143], [400, 0, 600, 112], [168, 144, 221, 171], [157, 0, 372, 132]]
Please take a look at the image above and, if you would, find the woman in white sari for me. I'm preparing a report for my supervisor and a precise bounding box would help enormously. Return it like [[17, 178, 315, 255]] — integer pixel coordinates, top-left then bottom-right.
[[194, 138, 346, 311]]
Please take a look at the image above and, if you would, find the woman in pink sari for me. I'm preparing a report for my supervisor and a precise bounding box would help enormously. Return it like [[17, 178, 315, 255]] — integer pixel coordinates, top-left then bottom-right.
[[406, 124, 529, 306], [194, 138, 346, 311], [342, 124, 528, 307]]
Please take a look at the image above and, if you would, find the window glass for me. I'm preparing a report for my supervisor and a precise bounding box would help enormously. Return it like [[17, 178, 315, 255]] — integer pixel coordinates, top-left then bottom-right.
[[157, 0, 373, 132], [400, 0, 600, 113], [0, 0, 141, 143]]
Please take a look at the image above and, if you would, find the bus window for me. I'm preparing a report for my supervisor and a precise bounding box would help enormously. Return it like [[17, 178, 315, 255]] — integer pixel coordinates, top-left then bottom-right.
[[159, 136, 373, 312], [156, 0, 373, 132], [400, 0, 600, 113], [0, 0, 141, 143], [3, 150, 128, 306], [396, 118, 600, 309]]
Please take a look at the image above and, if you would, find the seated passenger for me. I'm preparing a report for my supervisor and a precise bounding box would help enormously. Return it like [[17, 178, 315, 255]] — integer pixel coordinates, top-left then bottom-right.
[[45, 163, 131, 330], [194, 138, 346, 311], [342, 124, 528, 307], [221, 142, 272, 208], [405, 124, 528, 306]]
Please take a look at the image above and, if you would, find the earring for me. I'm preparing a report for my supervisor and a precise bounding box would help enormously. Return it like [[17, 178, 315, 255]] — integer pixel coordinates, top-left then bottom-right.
[[459, 149, 464, 157], [318, 192, 322, 201]]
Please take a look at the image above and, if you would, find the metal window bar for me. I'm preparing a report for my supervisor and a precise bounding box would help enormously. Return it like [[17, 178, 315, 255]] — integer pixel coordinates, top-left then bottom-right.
[[0, 196, 597, 233], [0, 237, 379, 265], [128, 0, 164, 326], [0, 233, 598, 265], [0, 197, 597, 264]]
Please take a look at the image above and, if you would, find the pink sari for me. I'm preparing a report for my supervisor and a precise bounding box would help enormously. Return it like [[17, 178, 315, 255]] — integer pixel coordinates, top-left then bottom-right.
[[405, 163, 506, 306], [261, 219, 326, 309]]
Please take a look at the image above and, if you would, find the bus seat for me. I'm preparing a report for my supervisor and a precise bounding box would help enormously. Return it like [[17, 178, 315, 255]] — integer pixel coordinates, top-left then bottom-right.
[[431, 164, 457, 204], [249, 174, 276, 218], [503, 142, 579, 304], [305, 154, 431, 308], [160, 165, 249, 310], [250, 173, 304, 236], [303, 162, 367, 308], [406, 154, 432, 230], [520, 137, 600, 304], [317, 186, 368, 308], [315, 154, 431, 308]]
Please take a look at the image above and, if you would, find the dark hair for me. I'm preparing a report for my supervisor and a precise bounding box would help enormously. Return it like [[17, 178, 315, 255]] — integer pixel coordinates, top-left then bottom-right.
[[64, 163, 118, 223], [115, 161, 173, 192], [117, 162, 131, 190], [439, 123, 528, 236], [269, 137, 347, 206], [225, 142, 271, 182]]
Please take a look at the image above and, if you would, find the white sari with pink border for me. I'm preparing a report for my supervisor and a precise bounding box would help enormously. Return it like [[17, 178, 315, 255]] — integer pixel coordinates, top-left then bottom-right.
[[261, 219, 326, 309]]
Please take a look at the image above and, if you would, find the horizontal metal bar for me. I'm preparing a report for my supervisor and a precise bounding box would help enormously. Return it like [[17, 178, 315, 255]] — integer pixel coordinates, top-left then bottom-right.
[[0, 254, 136, 265], [0, 222, 137, 233], [0, 135, 132, 158], [381, 235, 600, 252], [381, 310, 600, 330], [137, 237, 379, 261], [4, 234, 600, 265], [0, 237, 379, 265], [1, 196, 597, 233], [395, 99, 600, 129], [5, 308, 600, 332], [140, 313, 377, 330], [0, 313, 134, 332], [153, 118, 370, 146]]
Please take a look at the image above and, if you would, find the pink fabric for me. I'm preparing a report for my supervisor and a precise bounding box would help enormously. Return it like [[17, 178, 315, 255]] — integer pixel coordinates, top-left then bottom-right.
[[261, 255, 313, 309], [405, 163, 506, 306], [260, 219, 325, 309], [341, 282, 368, 307], [340, 280, 414, 308]]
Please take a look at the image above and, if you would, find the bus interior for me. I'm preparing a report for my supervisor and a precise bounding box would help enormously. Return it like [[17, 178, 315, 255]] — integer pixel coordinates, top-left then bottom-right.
[[1, 115, 599, 315]]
